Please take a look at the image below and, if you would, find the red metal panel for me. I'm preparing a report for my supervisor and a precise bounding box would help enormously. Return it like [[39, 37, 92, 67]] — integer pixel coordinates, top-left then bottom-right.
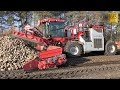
[[12, 31, 45, 44], [38, 46, 62, 59], [52, 37, 65, 42], [40, 18, 65, 23], [23, 60, 39, 71], [77, 31, 84, 39]]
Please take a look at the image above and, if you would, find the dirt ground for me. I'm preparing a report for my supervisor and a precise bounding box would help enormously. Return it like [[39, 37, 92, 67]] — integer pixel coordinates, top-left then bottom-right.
[[63, 70, 120, 79], [1, 51, 120, 79]]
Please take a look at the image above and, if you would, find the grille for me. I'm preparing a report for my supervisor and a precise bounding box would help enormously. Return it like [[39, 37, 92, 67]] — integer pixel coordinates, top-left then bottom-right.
[[94, 39, 102, 48]]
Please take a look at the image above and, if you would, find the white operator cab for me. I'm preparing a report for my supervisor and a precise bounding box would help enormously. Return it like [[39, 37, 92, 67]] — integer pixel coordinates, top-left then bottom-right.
[[79, 25, 104, 53]]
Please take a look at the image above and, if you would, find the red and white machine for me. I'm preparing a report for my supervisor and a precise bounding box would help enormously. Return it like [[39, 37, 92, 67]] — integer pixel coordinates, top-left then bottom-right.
[[12, 17, 118, 71], [36, 18, 118, 56]]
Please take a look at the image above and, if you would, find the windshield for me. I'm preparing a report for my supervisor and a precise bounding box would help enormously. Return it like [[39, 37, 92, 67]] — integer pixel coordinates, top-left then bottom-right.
[[43, 22, 65, 37]]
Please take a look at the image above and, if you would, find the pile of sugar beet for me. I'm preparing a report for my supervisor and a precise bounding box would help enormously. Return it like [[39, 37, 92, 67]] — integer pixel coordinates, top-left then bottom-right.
[[0, 35, 38, 71]]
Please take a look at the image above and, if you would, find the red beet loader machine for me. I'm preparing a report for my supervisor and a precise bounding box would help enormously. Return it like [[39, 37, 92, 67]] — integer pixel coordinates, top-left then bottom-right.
[[12, 29, 67, 71], [11, 17, 118, 71]]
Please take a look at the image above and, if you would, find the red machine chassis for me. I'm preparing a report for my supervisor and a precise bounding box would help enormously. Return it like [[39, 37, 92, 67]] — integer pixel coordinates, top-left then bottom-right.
[[12, 30, 67, 71]]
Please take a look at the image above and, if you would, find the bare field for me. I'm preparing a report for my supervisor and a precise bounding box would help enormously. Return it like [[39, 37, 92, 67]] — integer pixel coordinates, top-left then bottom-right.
[[1, 52, 120, 79]]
